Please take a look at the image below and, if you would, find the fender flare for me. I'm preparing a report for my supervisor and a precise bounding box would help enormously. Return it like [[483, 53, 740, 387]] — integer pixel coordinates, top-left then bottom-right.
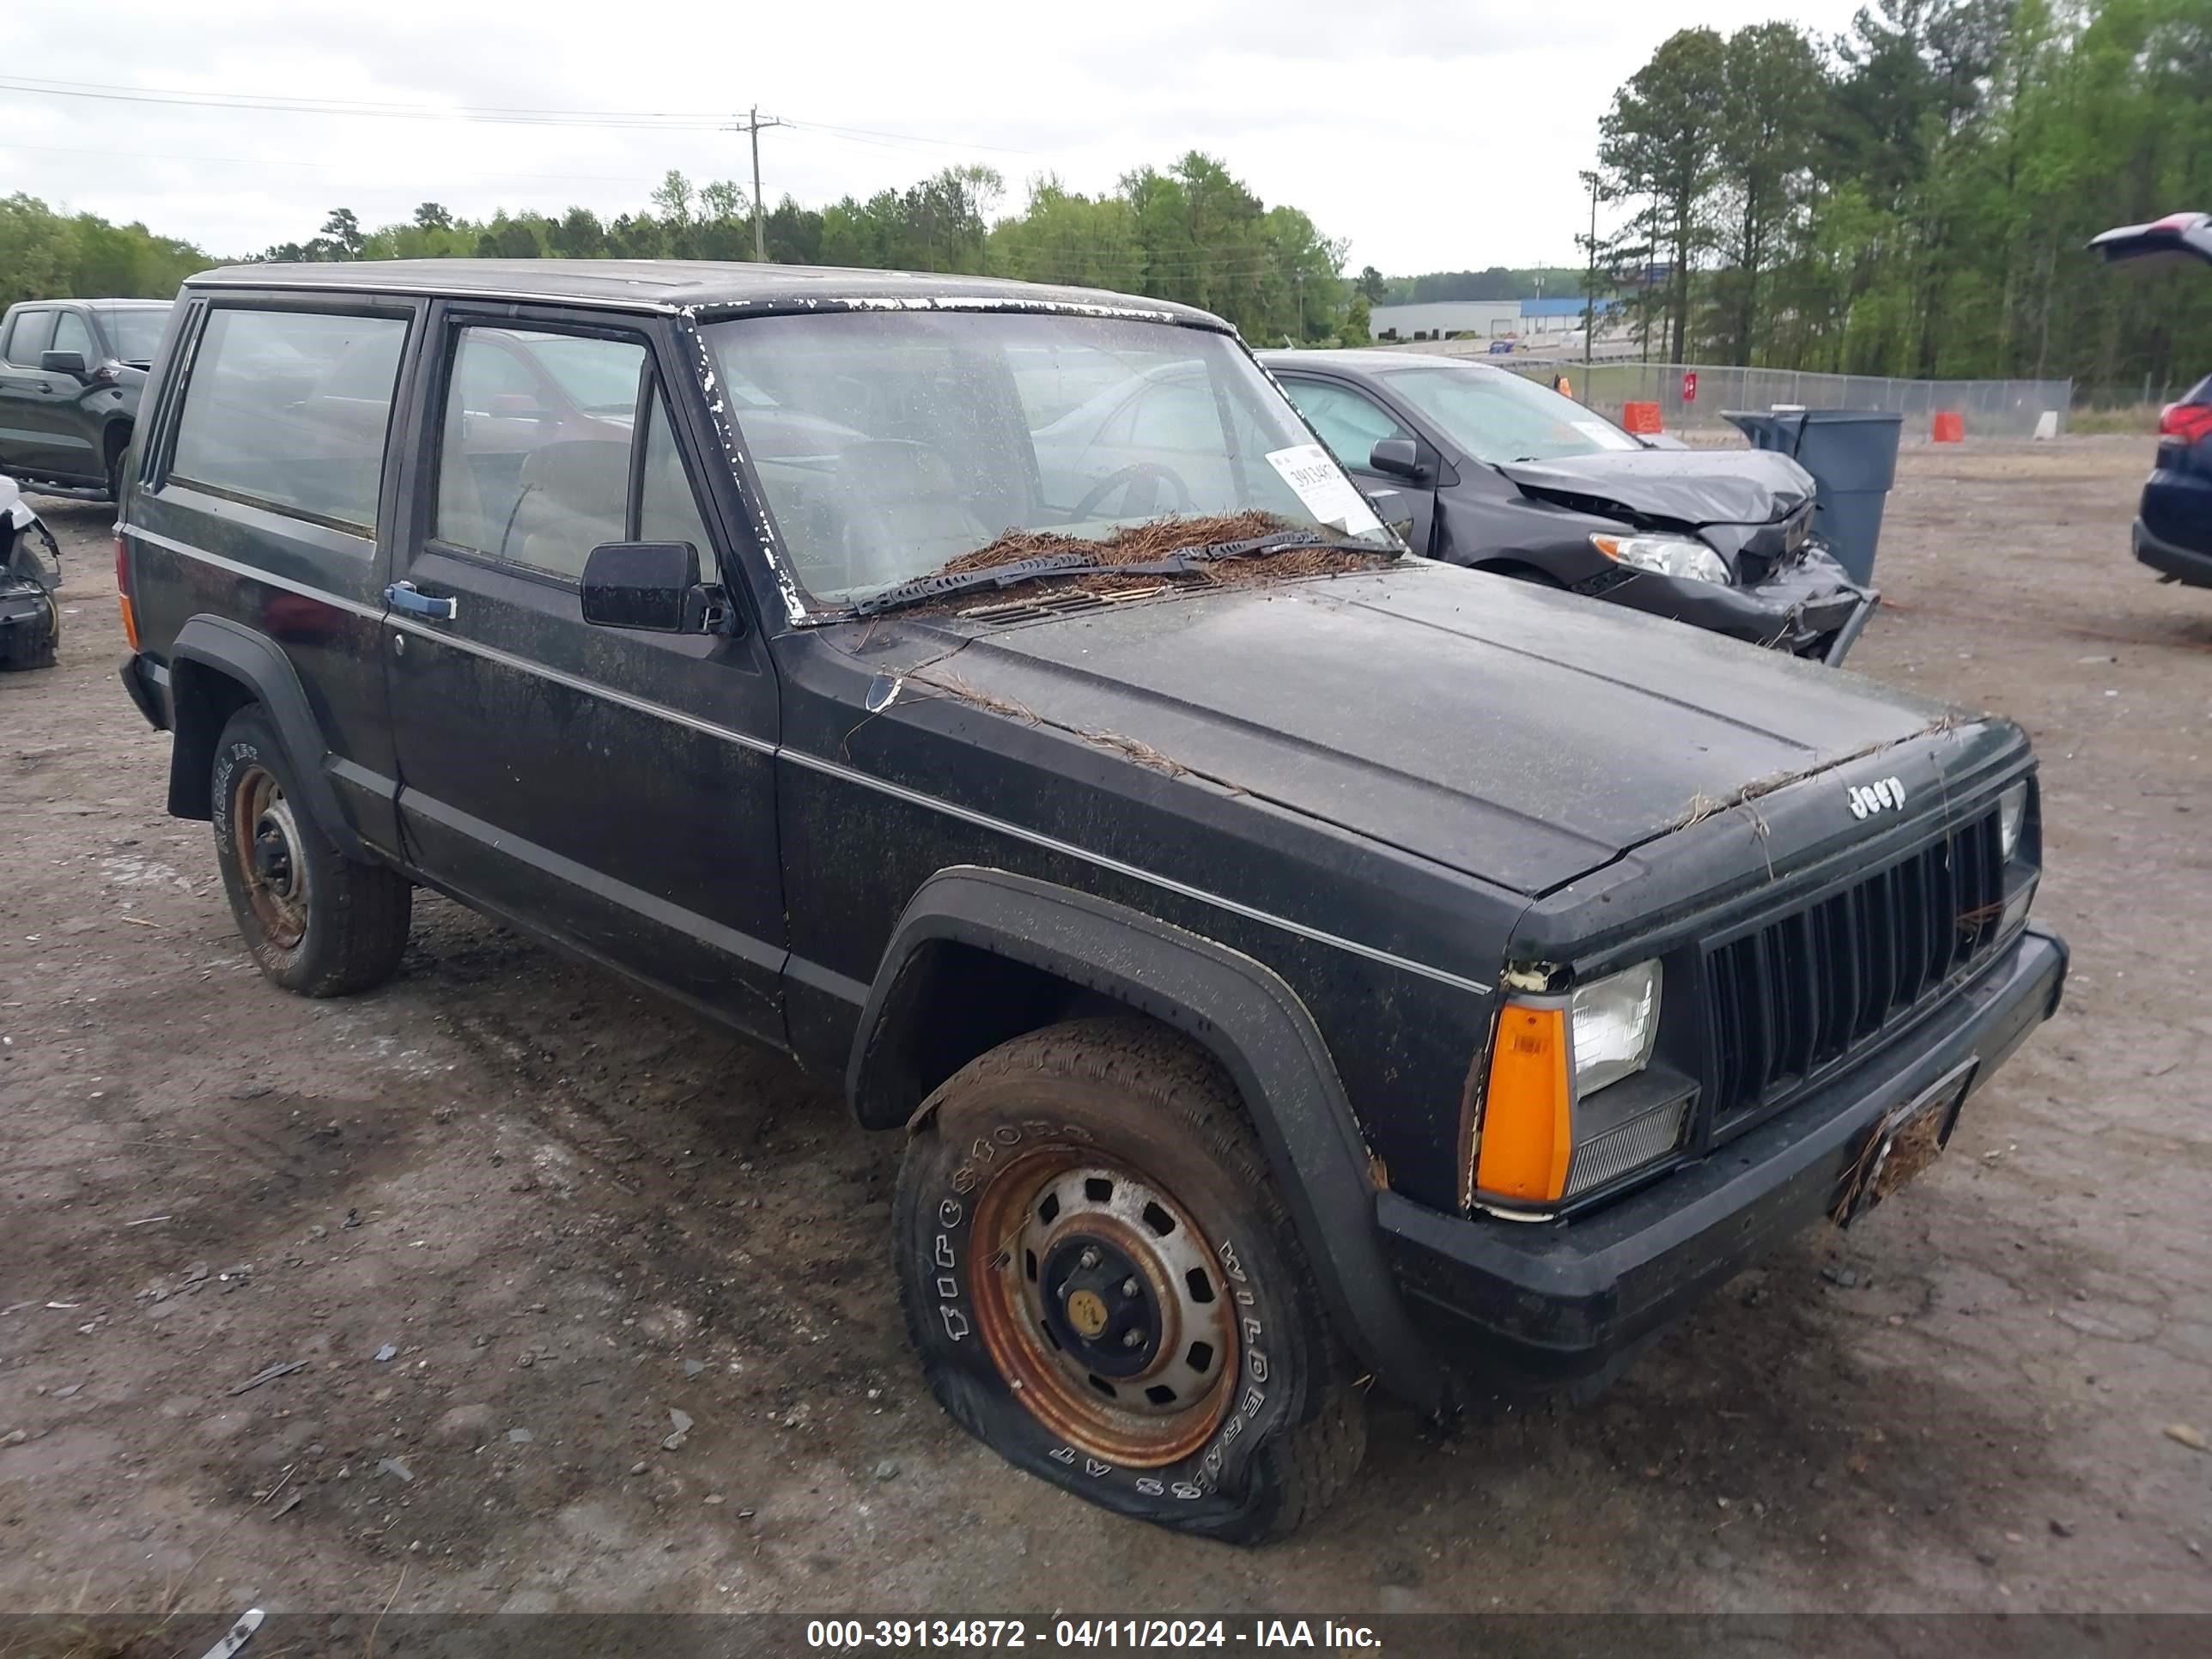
[[167, 614, 368, 860], [850, 866, 1451, 1413]]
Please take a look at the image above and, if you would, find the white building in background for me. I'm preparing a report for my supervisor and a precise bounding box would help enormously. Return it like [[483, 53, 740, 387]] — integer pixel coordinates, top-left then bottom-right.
[[1369, 301, 1520, 341], [1369, 296, 1626, 342]]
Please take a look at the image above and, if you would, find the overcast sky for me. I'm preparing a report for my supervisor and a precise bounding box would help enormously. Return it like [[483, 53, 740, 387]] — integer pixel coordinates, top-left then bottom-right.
[[6, 0, 1870, 278]]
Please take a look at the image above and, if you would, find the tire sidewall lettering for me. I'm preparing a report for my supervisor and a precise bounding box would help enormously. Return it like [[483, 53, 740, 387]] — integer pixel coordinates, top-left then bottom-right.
[[915, 1110, 1297, 1516], [210, 741, 260, 836]]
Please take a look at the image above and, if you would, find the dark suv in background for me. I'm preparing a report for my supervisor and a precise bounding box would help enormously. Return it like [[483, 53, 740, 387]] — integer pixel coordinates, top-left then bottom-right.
[[2091, 210, 2212, 586], [0, 297, 172, 500], [115, 259, 2063, 1543]]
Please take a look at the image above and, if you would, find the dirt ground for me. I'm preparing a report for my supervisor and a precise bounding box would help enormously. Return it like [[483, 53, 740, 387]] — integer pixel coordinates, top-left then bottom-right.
[[3, 436, 2209, 1623]]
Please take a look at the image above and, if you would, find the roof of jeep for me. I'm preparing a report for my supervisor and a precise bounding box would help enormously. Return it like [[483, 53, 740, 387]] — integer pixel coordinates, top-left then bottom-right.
[[183, 259, 1231, 329]]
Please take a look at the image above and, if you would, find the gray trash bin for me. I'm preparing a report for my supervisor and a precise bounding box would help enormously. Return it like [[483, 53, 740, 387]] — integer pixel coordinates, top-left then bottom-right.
[[1722, 408, 1903, 586]]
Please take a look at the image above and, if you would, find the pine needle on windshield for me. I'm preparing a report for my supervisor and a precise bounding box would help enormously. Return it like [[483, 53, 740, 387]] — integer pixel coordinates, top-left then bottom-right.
[[922, 511, 1395, 612]]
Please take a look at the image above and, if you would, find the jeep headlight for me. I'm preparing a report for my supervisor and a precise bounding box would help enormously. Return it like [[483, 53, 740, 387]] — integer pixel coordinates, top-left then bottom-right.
[[1570, 961, 1662, 1095], [1590, 532, 1730, 585], [1997, 781, 2028, 861], [1473, 960, 1679, 1211]]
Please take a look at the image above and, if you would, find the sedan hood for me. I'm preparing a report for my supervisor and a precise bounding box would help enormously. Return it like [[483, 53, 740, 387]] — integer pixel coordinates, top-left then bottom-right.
[[925, 561, 1949, 895], [1495, 448, 1816, 529]]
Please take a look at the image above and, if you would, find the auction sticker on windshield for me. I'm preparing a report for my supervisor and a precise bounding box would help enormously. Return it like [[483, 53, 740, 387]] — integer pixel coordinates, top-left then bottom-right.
[[1263, 444, 1384, 537]]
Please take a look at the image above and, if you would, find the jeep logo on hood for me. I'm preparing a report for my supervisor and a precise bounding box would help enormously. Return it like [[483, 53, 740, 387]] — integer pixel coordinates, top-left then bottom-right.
[[1848, 776, 1908, 820]]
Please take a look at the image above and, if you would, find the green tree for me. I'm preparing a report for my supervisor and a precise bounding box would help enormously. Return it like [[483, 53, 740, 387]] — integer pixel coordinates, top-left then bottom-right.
[[1600, 27, 1729, 364], [0, 194, 206, 311], [651, 170, 696, 225], [319, 208, 365, 259], [1713, 22, 1829, 362]]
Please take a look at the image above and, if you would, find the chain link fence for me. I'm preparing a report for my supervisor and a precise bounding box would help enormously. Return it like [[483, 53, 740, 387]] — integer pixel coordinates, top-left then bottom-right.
[[1377, 341, 2075, 438]]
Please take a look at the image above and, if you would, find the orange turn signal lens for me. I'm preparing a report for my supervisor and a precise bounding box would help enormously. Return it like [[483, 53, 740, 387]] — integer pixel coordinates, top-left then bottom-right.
[[1473, 1002, 1573, 1206], [118, 593, 141, 653]]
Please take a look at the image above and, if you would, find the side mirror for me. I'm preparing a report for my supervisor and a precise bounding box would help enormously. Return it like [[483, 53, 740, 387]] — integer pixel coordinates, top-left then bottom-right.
[[580, 542, 733, 635], [1368, 437, 1428, 483], [40, 349, 89, 380]]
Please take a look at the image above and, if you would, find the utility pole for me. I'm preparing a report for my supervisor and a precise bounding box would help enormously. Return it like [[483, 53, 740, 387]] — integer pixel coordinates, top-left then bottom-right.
[[1579, 169, 1600, 368], [732, 106, 789, 262]]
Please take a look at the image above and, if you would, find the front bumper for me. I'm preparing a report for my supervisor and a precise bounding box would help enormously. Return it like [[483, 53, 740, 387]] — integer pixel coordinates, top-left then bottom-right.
[[1376, 921, 2068, 1395], [2134, 515, 2212, 587], [1596, 546, 1880, 665]]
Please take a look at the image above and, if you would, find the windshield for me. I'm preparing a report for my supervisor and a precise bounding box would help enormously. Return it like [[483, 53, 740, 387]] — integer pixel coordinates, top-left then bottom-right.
[[1382, 365, 1642, 465], [94, 305, 171, 364], [702, 311, 1389, 606]]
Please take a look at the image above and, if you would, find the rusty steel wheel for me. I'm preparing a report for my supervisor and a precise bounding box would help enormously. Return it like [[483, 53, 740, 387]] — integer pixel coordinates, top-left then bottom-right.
[[969, 1150, 1239, 1468], [896, 1018, 1366, 1542], [210, 705, 412, 997], [229, 763, 310, 951]]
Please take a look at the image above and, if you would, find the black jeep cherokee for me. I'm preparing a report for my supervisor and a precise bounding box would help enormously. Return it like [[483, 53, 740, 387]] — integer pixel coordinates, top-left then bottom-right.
[[115, 261, 2066, 1544]]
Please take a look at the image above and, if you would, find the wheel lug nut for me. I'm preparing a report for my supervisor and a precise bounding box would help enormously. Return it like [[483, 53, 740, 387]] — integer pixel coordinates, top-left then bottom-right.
[[1079, 1248, 1100, 1270], [1121, 1278, 1139, 1298], [1122, 1329, 1144, 1348]]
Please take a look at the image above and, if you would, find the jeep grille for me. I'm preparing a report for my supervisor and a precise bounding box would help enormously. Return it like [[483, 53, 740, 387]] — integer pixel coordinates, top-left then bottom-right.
[[1705, 809, 2006, 1128]]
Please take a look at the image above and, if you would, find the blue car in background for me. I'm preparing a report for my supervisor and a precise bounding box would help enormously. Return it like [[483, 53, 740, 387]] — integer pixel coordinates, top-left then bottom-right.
[[2091, 211, 2212, 588]]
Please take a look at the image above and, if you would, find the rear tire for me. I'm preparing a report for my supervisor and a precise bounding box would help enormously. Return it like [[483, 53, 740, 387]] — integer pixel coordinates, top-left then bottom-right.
[[894, 1018, 1365, 1543], [106, 428, 131, 505], [210, 705, 411, 996]]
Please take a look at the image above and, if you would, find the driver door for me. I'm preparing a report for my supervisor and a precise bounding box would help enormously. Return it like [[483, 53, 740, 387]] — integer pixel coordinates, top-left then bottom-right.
[[382, 304, 786, 1039], [0, 308, 93, 482]]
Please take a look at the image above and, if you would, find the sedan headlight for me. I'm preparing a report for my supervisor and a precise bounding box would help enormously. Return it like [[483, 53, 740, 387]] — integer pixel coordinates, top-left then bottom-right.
[[1997, 781, 2029, 860], [1590, 532, 1731, 585], [1570, 961, 1662, 1095]]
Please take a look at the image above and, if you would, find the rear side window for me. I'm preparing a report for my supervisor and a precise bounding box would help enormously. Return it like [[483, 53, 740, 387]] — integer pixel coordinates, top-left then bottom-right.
[[168, 308, 409, 533]]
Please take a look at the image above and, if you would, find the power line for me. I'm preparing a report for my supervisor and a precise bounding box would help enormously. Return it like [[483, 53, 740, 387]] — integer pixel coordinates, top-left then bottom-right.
[[0, 139, 663, 186], [0, 76, 732, 126], [790, 118, 1036, 158], [0, 76, 1041, 162]]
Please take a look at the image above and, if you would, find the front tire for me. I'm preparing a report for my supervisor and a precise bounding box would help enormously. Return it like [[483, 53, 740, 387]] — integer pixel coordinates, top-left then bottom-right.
[[210, 705, 411, 996], [894, 1018, 1365, 1543]]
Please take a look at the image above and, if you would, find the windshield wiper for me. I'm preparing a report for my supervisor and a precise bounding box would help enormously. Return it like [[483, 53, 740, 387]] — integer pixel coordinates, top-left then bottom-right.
[[848, 530, 1390, 618]]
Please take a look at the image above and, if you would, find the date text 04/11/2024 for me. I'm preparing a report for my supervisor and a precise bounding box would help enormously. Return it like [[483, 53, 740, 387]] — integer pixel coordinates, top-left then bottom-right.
[[804, 1619, 1383, 1649]]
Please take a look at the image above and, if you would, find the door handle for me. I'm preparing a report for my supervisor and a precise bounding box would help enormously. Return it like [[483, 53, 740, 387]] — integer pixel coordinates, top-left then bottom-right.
[[385, 580, 458, 622]]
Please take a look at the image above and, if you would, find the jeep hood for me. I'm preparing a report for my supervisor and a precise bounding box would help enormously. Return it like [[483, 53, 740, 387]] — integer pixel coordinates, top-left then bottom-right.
[[1494, 447, 1815, 529], [920, 561, 1948, 895]]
